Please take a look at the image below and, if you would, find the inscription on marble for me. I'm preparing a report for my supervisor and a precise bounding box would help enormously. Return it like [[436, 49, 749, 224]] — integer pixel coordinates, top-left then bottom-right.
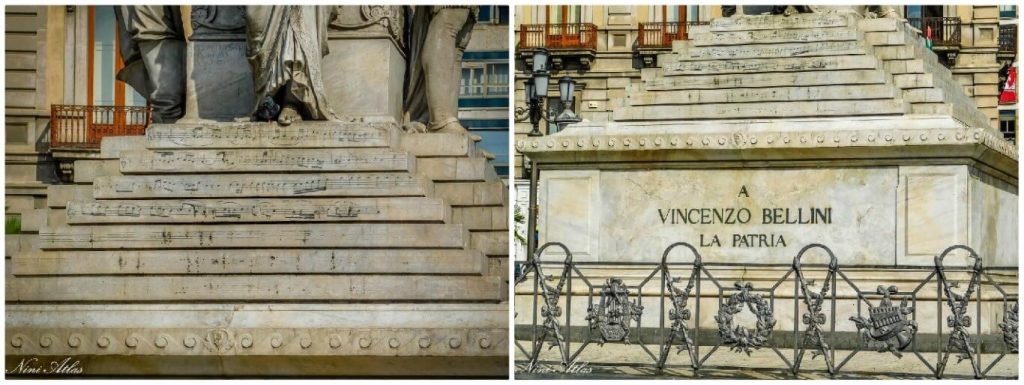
[[65, 198, 444, 224], [93, 174, 426, 198], [146, 122, 390, 148], [577, 168, 897, 264], [681, 41, 863, 61], [644, 70, 886, 91], [664, 56, 875, 75], [120, 149, 412, 173], [709, 13, 849, 31], [694, 28, 858, 46]]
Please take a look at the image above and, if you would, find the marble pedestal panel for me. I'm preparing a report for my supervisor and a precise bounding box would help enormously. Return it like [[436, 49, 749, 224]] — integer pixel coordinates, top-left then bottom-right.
[[182, 37, 255, 122], [324, 38, 405, 122]]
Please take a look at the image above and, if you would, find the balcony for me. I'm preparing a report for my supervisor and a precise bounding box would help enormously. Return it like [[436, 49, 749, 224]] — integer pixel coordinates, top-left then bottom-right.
[[636, 21, 709, 49], [906, 17, 962, 47], [998, 24, 1017, 60], [517, 23, 598, 70], [634, 21, 710, 68], [50, 104, 151, 150]]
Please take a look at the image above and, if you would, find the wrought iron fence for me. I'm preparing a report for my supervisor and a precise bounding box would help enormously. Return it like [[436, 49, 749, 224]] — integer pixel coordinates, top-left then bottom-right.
[[636, 21, 710, 49], [999, 25, 1017, 56], [906, 17, 962, 47], [514, 242, 1018, 378], [518, 23, 598, 50], [50, 104, 151, 149]]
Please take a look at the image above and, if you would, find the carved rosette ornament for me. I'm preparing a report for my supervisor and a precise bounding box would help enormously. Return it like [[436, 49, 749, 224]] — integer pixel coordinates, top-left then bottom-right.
[[586, 278, 644, 345], [715, 281, 776, 355], [849, 285, 917, 357]]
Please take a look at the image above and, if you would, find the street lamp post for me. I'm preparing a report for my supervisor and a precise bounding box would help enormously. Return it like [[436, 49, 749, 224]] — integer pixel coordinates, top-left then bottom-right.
[[520, 48, 581, 137]]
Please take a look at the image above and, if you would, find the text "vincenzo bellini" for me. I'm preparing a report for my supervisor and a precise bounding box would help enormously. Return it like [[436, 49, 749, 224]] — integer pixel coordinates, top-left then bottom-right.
[[657, 207, 833, 225]]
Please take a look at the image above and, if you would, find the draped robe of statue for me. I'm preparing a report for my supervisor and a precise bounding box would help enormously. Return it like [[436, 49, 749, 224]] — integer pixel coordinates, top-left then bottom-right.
[[245, 6, 337, 123], [114, 6, 186, 123], [404, 6, 478, 134]]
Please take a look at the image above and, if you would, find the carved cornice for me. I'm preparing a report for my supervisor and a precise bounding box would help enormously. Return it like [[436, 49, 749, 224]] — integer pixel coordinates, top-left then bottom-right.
[[328, 5, 403, 45]]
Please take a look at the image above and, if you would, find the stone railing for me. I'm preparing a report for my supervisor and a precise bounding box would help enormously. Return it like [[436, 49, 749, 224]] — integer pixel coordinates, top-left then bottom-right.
[[49, 104, 151, 149]]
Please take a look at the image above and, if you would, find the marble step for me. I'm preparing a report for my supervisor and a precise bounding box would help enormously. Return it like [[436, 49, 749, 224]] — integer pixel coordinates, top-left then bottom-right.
[[38, 223, 468, 250], [452, 206, 508, 231], [119, 148, 416, 174], [672, 40, 866, 62], [627, 83, 897, 106], [13, 249, 487, 275], [6, 274, 504, 302], [433, 181, 508, 206], [707, 12, 852, 32], [903, 88, 946, 103], [470, 230, 509, 257], [65, 197, 449, 224], [642, 69, 888, 90], [417, 157, 497, 182], [661, 55, 878, 76], [92, 173, 432, 199], [145, 121, 395, 149], [864, 30, 908, 45], [692, 26, 859, 46], [400, 132, 481, 157], [46, 185, 93, 208], [613, 99, 907, 121], [73, 159, 120, 183]]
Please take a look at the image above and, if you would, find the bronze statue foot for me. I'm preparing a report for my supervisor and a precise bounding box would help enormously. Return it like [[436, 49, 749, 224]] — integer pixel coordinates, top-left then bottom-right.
[[277, 105, 302, 126]]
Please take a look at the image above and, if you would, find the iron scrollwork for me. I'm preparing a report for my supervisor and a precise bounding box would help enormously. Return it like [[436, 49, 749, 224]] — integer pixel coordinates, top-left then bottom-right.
[[586, 278, 643, 344], [792, 244, 838, 374], [526, 242, 573, 371], [934, 245, 983, 378], [1000, 302, 1018, 354], [850, 285, 917, 357], [657, 242, 701, 370], [716, 281, 776, 355]]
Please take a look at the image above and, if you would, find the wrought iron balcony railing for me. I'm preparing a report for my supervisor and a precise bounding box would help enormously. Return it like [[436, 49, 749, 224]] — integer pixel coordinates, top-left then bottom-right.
[[907, 17, 962, 47], [50, 104, 151, 150], [636, 21, 710, 49], [999, 25, 1017, 56], [518, 23, 598, 50]]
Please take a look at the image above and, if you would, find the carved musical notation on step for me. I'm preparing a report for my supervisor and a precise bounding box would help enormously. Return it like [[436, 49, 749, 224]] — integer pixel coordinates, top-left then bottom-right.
[[65, 198, 445, 224], [694, 28, 858, 46], [681, 41, 863, 61], [145, 122, 391, 148], [120, 149, 412, 173], [39, 223, 465, 249], [93, 174, 427, 198], [664, 56, 875, 75]]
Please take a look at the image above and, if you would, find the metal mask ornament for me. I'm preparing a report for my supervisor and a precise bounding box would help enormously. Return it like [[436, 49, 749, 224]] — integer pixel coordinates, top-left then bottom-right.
[[849, 285, 917, 357], [587, 277, 643, 344]]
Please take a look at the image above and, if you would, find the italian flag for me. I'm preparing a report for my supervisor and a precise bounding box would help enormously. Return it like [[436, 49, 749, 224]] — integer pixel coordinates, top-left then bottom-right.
[[925, 25, 933, 49]]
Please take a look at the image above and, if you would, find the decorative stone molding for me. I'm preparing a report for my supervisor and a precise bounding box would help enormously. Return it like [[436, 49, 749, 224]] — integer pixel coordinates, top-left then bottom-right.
[[6, 328, 506, 357], [329, 5, 404, 47]]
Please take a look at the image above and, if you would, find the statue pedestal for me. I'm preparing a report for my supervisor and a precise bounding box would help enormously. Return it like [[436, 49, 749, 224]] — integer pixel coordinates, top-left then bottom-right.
[[324, 36, 405, 123], [180, 21, 254, 122]]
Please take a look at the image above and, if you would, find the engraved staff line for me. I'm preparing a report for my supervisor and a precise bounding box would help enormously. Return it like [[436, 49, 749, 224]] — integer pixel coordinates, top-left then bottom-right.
[[129, 153, 408, 170], [70, 203, 384, 220], [105, 176, 421, 195]]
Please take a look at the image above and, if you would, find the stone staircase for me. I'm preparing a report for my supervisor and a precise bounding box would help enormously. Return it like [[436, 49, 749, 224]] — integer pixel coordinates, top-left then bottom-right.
[[7, 120, 508, 376], [615, 12, 993, 130]]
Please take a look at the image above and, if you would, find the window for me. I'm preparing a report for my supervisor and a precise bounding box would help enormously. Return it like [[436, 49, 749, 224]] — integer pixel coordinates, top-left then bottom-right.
[[999, 5, 1016, 18], [478, 5, 509, 24], [1000, 110, 1017, 145], [547, 5, 582, 24], [89, 6, 146, 107], [460, 62, 509, 98]]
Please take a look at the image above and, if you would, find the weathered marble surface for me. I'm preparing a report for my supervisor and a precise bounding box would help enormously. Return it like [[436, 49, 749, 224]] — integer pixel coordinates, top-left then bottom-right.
[[539, 168, 898, 265], [66, 197, 447, 224], [14, 249, 486, 275], [119, 148, 414, 173], [692, 27, 859, 46], [39, 223, 467, 249], [93, 173, 430, 198], [145, 121, 392, 149]]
